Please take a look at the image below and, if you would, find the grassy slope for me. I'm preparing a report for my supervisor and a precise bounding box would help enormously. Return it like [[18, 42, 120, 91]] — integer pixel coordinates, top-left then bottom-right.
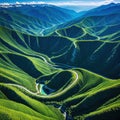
[[0, 26, 64, 119], [2, 68, 119, 120], [67, 69, 120, 120], [34, 68, 120, 120], [0, 84, 64, 120]]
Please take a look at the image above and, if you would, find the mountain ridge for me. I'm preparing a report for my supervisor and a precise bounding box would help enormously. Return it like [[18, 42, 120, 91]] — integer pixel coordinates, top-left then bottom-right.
[[0, 4, 78, 36]]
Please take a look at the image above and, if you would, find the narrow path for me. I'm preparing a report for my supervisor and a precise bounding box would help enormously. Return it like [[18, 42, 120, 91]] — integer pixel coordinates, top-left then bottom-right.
[[55, 30, 62, 37], [6, 70, 79, 98], [39, 55, 51, 65], [5, 69, 79, 120], [39, 29, 44, 36], [6, 83, 39, 96]]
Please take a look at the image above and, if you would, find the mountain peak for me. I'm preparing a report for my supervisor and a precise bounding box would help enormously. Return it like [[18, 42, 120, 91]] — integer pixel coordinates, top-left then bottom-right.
[[0, 3, 54, 8], [102, 2, 120, 8]]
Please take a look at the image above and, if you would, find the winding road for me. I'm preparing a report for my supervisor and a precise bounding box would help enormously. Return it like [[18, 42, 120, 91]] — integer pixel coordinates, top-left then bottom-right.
[[6, 69, 79, 120], [6, 70, 79, 98], [5, 68, 79, 120], [5, 55, 79, 120]]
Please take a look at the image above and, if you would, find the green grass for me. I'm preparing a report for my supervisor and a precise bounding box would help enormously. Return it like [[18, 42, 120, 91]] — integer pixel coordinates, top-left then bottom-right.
[[0, 83, 64, 120], [0, 99, 57, 120], [2, 68, 119, 120]]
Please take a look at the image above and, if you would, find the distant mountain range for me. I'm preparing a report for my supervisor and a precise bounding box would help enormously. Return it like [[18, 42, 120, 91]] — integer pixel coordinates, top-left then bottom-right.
[[0, 3, 120, 36], [0, 4, 78, 36], [86, 3, 120, 16]]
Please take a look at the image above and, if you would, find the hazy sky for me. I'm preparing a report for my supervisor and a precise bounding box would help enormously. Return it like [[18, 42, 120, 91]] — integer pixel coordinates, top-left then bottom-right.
[[0, 0, 120, 11]]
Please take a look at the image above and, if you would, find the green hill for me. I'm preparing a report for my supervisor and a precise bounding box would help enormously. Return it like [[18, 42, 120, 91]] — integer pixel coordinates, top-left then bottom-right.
[[0, 67, 120, 120], [37, 68, 120, 120]]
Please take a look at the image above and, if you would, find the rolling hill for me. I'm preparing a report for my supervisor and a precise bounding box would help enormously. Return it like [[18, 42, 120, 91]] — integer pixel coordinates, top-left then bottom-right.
[[0, 2, 120, 120]]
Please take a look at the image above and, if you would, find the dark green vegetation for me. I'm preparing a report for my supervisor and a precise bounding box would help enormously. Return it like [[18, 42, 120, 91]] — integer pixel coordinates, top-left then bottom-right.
[[52, 6, 120, 79], [0, 3, 120, 120]]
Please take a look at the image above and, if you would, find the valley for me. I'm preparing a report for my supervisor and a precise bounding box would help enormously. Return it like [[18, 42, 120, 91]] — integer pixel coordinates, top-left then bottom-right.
[[0, 2, 120, 120]]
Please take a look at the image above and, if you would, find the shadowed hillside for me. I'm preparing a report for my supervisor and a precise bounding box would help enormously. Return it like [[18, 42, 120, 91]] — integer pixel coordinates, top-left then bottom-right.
[[0, 25, 120, 78], [50, 10, 120, 79]]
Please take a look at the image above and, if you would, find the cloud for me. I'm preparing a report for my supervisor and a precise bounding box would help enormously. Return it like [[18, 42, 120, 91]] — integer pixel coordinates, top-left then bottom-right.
[[0, 0, 117, 6], [15, 1, 45, 5], [0, 0, 118, 12], [46, 0, 117, 6], [0, 2, 10, 5], [104, 0, 115, 3]]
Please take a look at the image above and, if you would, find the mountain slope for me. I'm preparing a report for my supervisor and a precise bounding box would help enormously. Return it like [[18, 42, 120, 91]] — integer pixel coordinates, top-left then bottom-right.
[[0, 4, 77, 23], [84, 3, 120, 17], [0, 4, 78, 36], [55, 13, 120, 40], [1, 25, 120, 78], [48, 7, 120, 79]]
